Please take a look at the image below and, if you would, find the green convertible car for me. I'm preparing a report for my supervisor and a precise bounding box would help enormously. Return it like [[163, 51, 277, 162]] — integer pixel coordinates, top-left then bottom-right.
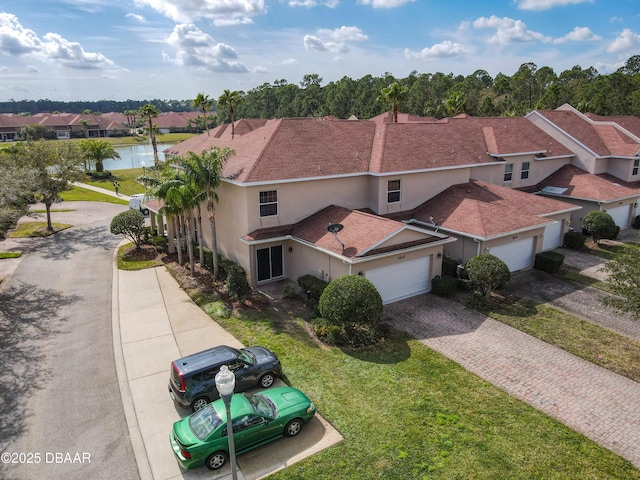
[[170, 386, 316, 470]]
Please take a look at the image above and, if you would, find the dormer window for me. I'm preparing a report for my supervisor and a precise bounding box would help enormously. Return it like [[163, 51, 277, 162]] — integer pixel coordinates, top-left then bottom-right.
[[521, 162, 530, 180], [633, 159, 639, 176], [387, 180, 401, 203], [504, 164, 513, 182], [259, 190, 278, 217]]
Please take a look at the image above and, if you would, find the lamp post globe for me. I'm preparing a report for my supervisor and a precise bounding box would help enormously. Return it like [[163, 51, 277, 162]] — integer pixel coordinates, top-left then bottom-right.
[[215, 365, 237, 479]]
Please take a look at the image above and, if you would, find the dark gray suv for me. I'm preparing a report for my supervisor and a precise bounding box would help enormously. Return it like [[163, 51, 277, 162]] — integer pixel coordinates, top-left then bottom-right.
[[168, 345, 282, 412]]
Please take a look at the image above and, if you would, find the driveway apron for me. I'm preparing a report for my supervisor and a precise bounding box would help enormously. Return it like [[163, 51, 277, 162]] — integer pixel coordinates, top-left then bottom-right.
[[384, 294, 640, 468]]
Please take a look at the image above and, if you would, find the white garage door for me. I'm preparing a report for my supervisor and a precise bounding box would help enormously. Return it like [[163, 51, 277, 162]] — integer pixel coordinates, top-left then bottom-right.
[[604, 205, 631, 227], [365, 256, 431, 304], [490, 237, 534, 272], [543, 221, 563, 251]]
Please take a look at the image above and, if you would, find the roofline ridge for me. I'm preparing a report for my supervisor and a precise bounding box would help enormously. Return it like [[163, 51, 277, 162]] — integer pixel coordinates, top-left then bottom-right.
[[244, 118, 285, 181]]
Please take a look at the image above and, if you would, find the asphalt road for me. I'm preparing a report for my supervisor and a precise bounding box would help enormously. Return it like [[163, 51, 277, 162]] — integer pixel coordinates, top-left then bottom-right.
[[0, 202, 139, 480]]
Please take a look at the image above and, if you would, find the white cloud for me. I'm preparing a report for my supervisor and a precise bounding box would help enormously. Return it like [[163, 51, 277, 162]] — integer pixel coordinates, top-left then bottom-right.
[[41, 33, 116, 69], [473, 15, 551, 44], [516, 0, 593, 10], [404, 40, 468, 59], [26, 65, 39, 73], [166, 24, 248, 72], [304, 26, 367, 54], [126, 13, 146, 23], [553, 26, 601, 44], [303, 35, 348, 53], [358, 0, 415, 8], [133, 0, 265, 26], [317, 26, 367, 42], [0, 13, 116, 69], [0, 12, 42, 55], [289, 0, 339, 7], [607, 28, 640, 53]]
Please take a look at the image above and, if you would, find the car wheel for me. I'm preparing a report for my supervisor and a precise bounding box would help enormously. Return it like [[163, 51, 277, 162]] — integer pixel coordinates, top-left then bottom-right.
[[205, 451, 228, 470], [259, 372, 275, 388], [191, 397, 209, 412], [284, 418, 303, 437]]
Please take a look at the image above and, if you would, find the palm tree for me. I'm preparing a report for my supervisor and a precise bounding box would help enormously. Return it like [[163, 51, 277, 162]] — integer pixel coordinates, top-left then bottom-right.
[[80, 139, 120, 172], [139, 104, 161, 166], [377, 82, 409, 123], [217, 89, 244, 139], [156, 172, 199, 276], [192, 93, 214, 137], [181, 146, 234, 278], [123, 109, 139, 134]]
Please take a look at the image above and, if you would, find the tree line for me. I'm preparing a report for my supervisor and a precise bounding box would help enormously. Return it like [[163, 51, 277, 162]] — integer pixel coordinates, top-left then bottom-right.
[[1, 55, 639, 123]]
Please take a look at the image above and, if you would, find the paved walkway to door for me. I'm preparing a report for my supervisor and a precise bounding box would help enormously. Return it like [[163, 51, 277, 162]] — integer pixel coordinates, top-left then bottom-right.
[[384, 294, 640, 468]]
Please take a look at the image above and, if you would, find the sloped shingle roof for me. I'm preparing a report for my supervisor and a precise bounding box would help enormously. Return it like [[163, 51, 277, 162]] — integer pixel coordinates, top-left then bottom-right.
[[243, 205, 439, 258], [537, 164, 640, 202]]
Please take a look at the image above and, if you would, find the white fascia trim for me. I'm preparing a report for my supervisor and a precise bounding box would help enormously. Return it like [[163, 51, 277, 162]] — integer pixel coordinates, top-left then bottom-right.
[[538, 205, 583, 216], [526, 110, 600, 158], [599, 155, 640, 160], [490, 150, 546, 157], [533, 154, 574, 161], [408, 218, 551, 242], [240, 233, 455, 264], [541, 192, 640, 203]]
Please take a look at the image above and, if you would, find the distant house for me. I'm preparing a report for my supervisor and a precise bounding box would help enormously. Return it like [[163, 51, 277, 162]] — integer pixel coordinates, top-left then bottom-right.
[[153, 105, 640, 304], [0, 111, 202, 140]]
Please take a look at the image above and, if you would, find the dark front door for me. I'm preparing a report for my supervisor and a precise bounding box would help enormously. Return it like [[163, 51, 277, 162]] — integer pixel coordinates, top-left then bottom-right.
[[256, 246, 283, 282]]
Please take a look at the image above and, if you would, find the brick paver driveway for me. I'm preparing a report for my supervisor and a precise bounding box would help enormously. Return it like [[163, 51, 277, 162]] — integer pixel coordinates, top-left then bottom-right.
[[384, 293, 640, 468]]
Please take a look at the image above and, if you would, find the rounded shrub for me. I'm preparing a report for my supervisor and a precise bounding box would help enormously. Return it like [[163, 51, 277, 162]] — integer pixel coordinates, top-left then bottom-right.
[[465, 254, 511, 297], [319, 274, 383, 329], [582, 210, 618, 243]]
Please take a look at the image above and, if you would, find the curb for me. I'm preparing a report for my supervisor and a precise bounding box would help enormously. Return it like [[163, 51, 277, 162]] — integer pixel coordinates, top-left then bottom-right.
[[112, 241, 154, 480]]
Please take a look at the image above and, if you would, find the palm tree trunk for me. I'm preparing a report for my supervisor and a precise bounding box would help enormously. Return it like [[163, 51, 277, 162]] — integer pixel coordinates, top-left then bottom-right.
[[173, 216, 183, 266], [185, 212, 195, 277], [196, 205, 204, 268], [208, 210, 219, 278]]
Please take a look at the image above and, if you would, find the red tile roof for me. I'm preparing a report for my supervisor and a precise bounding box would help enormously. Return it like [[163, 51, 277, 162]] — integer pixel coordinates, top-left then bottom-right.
[[537, 164, 640, 202], [243, 205, 438, 258]]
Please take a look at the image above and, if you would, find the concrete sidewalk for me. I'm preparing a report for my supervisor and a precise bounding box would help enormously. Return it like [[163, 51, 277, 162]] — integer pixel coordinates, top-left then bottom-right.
[[114, 264, 342, 480]]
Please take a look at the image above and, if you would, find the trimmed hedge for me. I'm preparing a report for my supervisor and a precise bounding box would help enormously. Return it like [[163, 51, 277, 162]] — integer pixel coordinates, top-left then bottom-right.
[[431, 275, 459, 297], [564, 231, 586, 250], [297, 274, 328, 302], [534, 251, 565, 273]]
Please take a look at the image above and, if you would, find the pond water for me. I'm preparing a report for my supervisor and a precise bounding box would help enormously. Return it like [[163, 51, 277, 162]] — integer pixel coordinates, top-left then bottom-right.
[[103, 143, 175, 171]]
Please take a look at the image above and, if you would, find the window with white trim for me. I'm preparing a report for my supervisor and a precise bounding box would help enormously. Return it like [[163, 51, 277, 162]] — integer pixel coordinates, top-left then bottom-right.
[[633, 159, 639, 176], [259, 190, 278, 217], [521, 162, 530, 180], [387, 180, 401, 203], [504, 164, 513, 182]]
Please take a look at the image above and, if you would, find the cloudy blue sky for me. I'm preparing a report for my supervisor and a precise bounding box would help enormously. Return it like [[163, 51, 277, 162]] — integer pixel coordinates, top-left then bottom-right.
[[0, 0, 638, 102]]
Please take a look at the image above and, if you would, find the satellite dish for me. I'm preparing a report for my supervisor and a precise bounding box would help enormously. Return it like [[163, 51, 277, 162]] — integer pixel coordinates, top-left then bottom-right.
[[327, 223, 344, 234], [327, 223, 345, 254]]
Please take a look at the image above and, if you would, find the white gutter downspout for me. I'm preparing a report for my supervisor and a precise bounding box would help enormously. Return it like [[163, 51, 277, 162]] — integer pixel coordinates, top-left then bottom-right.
[[474, 237, 482, 255]]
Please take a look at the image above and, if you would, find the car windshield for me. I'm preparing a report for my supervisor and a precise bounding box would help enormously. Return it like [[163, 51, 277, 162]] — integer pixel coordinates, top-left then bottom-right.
[[246, 393, 277, 418], [189, 404, 223, 440], [237, 349, 255, 365]]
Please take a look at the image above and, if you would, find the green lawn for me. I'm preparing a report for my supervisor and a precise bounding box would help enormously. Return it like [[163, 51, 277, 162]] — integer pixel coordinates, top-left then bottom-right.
[[7, 222, 72, 237], [80, 167, 148, 197], [166, 268, 640, 480], [60, 186, 129, 204]]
